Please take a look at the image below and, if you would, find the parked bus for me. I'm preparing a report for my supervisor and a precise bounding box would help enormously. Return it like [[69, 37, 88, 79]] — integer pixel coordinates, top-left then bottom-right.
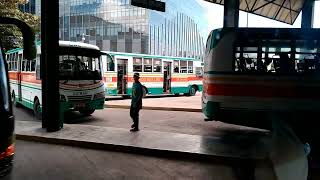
[[5, 41, 105, 119], [202, 28, 320, 123], [102, 52, 203, 97]]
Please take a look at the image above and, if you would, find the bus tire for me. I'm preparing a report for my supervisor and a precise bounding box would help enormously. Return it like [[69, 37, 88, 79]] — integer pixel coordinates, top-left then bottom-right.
[[11, 91, 20, 107], [122, 95, 130, 99], [79, 109, 95, 116], [187, 86, 197, 96], [33, 98, 42, 120]]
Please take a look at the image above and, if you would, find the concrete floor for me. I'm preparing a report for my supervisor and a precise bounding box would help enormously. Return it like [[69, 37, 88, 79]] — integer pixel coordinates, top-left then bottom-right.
[[3, 140, 237, 180], [14, 106, 266, 137], [106, 92, 202, 110]]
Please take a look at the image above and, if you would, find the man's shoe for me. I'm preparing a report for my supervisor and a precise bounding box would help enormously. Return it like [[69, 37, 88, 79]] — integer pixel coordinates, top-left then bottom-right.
[[131, 124, 135, 128], [130, 128, 139, 132]]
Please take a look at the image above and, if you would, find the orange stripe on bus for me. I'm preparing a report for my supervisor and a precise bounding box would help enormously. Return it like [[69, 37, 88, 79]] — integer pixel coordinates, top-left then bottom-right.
[[204, 83, 320, 99], [105, 76, 202, 83], [9, 72, 41, 84]]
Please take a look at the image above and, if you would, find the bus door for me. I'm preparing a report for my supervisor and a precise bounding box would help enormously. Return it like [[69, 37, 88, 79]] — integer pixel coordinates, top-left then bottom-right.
[[117, 59, 128, 95], [17, 53, 23, 102], [163, 61, 172, 93]]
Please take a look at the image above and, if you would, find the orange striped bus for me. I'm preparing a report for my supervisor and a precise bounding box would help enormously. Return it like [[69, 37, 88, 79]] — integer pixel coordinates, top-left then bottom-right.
[[202, 28, 320, 122], [102, 51, 203, 97], [6, 41, 106, 119]]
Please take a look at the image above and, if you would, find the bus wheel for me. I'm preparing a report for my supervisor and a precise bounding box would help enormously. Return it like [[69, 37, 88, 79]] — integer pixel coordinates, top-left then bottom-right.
[[11, 91, 20, 107], [79, 109, 95, 116], [33, 98, 42, 120], [188, 86, 197, 96]]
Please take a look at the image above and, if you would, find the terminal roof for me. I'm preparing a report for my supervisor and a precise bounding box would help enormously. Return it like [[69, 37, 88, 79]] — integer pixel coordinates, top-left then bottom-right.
[[204, 0, 305, 24]]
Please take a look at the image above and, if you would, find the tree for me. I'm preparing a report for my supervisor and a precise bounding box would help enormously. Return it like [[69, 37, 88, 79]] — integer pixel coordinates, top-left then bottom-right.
[[0, 0, 40, 51]]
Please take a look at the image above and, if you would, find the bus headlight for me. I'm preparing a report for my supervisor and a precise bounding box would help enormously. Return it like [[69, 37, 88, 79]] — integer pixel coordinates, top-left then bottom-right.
[[94, 92, 105, 99], [60, 95, 66, 102]]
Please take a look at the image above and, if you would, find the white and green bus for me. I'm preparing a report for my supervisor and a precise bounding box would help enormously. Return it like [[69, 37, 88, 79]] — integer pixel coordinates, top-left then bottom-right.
[[102, 51, 203, 97], [6, 41, 106, 119]]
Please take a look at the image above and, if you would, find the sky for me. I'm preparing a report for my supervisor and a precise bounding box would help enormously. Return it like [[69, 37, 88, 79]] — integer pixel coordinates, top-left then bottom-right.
[[195, 0, 320, 37]]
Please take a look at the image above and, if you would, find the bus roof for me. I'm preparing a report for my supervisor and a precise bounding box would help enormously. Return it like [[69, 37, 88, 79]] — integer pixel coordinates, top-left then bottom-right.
[[59, 41, 100, 51], [211, 28, 320, 41], [6, 41, 100, 54], [103, 51, 200, 61]]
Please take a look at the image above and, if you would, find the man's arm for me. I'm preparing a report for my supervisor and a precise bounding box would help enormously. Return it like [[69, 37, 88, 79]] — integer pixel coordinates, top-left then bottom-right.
[[138, 84, 144, 100]]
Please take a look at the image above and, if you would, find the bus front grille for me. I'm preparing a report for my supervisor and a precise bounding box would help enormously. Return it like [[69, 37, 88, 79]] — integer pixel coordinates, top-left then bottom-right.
[[67, 95, 92, 101]]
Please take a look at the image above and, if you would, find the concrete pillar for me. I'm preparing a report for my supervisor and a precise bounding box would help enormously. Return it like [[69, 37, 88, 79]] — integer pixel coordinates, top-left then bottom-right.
[[41, 0, 62, 131], [301, 0, 314, 28], [223, 0, 239, 28]]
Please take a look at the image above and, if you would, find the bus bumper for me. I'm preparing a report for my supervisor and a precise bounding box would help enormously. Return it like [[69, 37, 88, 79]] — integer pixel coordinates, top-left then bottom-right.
[[202, 101, 220, 120], [64, 98, 105, 111]]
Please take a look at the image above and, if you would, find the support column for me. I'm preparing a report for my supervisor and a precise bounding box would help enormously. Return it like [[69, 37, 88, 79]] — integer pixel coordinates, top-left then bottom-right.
[[41, 0, 61, 131], [223, 0, 239, 28], [301, 0, 314, 28]]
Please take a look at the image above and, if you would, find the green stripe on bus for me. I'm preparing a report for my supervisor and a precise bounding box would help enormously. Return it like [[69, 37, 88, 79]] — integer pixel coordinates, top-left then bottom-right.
[[10, 82, 41, 90], [6, 41, 41, 54], [105, 85, 202, 96], [16, 97, 35, 110]]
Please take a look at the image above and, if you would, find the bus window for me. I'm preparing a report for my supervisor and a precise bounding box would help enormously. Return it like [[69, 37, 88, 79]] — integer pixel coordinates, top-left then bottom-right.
[[143, 58, 152, 72], [26, 60, 31, 71], [107, 55, 115, 71], [31, 60, 36, 72], [174, 60, 179, 73], [18, 54, 23, 62], [180, 61, 187, 73], [188, 61, 193, 73], [153, 59, 161, 72], [22, 60, 26, 71], [133, 57, 142, 72], [36, 55, 41, 80]]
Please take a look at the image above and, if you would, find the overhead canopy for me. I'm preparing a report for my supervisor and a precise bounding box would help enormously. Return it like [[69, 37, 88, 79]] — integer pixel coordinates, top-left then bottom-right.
[[204, 0, 306, 24]]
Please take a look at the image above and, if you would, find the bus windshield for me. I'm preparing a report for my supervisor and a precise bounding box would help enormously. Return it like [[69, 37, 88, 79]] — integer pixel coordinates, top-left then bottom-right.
[[59, 55, 102, 80]]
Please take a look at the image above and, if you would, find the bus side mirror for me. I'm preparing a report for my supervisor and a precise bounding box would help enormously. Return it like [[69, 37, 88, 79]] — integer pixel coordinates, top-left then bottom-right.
[[0, 17, 36, 60]]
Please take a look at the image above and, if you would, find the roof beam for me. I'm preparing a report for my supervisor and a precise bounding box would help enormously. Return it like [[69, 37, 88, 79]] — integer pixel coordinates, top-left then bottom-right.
[[250, 0, 259, 12], [252, 0, 277, 12], [274, 0, 287, 20]]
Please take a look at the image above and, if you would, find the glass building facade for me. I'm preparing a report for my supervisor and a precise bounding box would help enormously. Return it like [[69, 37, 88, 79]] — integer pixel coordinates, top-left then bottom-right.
[[23, 0, 207, 59], [18, 0, 41, 16]]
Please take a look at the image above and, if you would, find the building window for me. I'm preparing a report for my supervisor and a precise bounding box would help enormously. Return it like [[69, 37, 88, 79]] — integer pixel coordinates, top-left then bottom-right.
[[133, 57, 142, 72], [143, 58, 152, 72], [153, 59, 162, 72], [174, 60, 179, 73], [180, 61, 187, 73]]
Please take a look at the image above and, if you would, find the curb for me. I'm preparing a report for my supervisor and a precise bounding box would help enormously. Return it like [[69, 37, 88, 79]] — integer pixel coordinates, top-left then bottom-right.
[[15, 133, 264, 164], [105, 104, 202, 112]]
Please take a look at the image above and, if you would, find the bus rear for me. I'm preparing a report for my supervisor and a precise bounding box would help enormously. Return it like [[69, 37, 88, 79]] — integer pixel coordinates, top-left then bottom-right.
[[0, 17, 36, 177], [0, 42, 14, 177], [203, 28, 320, 123]]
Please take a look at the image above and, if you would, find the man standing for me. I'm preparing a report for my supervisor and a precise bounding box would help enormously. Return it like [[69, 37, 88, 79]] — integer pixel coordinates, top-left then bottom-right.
[[130, 73, 143, 132]]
